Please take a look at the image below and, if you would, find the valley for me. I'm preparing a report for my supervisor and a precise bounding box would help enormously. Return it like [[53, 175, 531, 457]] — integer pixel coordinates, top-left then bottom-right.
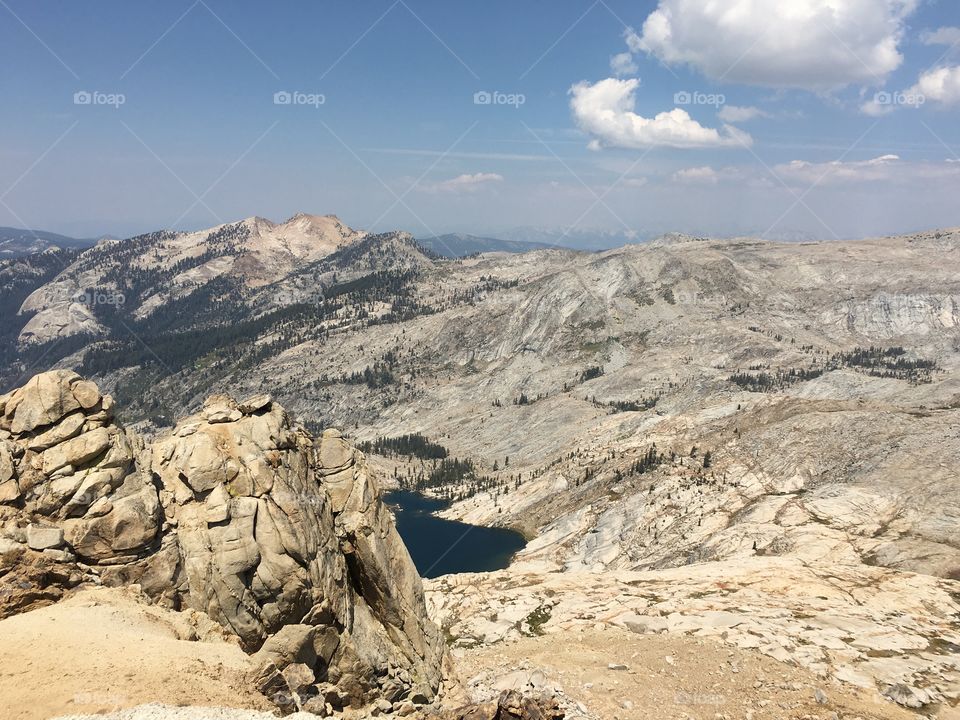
[[385, 490, 526, 578], [1, 214, 959, 717]]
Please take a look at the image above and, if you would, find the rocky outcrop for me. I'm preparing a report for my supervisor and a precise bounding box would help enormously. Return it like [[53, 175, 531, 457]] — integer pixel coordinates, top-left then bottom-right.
[[0, 371, 445, 714], [148, 394, 446, 711], [0, 369, 161, 572], [428, 558, 960, 710]]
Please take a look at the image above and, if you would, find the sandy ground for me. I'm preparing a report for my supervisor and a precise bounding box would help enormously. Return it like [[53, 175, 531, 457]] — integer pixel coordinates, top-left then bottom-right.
[[452, 627, 958, 720], [0, 586, 271, 720], [2, 587, 956, 720]]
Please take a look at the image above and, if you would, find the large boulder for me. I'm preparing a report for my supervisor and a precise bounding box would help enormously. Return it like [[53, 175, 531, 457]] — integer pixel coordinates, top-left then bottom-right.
[[150, 395, 445, 708], [0, 371, 446, 713], [3, 370, 83, 434]]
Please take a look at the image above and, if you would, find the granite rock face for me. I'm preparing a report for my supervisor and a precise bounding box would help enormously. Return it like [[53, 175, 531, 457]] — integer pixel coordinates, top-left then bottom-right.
[[0, 370, 160, 568], [0, 371, 445, 712], [427, 558, 960, 711]]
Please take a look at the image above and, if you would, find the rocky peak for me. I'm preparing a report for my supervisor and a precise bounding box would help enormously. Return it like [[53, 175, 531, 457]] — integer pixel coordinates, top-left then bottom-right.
[[0, 370, 445, 714], [647, 231, 710, 247], [279, 212, 359, 240], [239, 215, 278, 234]]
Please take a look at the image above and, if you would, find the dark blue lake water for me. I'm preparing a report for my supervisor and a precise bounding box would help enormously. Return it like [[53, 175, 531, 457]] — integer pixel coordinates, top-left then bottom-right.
[[385, 490, 527, 578]]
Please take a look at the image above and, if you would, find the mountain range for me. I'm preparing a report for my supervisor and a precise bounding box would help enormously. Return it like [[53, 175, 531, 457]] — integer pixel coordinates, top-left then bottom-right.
[[1, 213, 960, 713], [415, 233, 557, 257], [0, 227, 100, 259]]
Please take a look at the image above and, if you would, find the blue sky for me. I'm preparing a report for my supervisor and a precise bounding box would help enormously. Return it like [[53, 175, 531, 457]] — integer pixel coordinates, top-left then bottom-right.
[[1, 0, 959, 243]]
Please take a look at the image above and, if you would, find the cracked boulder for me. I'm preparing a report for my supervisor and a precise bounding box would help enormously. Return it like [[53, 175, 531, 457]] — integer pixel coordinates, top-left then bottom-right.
[[148, 392, 445, 709]]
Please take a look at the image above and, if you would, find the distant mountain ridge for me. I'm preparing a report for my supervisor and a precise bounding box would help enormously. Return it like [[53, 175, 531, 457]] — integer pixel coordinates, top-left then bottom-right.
[[0, 227, 100, 258], [8, 212, 369, 345], [415, 233, 557, 257]]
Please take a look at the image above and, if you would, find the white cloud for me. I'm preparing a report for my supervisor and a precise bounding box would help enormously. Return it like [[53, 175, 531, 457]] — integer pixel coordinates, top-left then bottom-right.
[[717, 105, 771, 122], [775, 156, 960, 187], [861, 65, 960, 114], [421, 173, 504, 194], [569, 78, 753, 149], [907, 65, 960, 106], [610, 52, 638, 77], [859, 97, 896, 116], [624, 27, 644, 54], [635, 0, 918, 90], [775, 155, 905, 184], [921, 27, 960, 46], [672, 166, 720, 184]]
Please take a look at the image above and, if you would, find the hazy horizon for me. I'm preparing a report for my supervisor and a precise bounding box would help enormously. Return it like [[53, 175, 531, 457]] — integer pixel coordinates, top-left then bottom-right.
[[2, 1, 959, 241]]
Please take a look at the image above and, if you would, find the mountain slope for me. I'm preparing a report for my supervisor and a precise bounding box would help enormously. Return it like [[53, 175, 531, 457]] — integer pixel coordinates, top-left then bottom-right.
[[3, 223, 959, 587], [2, 223, 960, 713], [12, 213, 365, 344]]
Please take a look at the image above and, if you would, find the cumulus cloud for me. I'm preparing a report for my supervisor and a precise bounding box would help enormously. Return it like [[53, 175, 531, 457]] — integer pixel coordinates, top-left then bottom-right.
[[907, 65, 960, 105], [635, 0, 918, 90], [569, 78, 752, 149], [610, 52, 638, 77], [717, 105, 771, 122], [921, 27, 960, 46], [421, 173, 504, 194], [863, 65, 960, 114]]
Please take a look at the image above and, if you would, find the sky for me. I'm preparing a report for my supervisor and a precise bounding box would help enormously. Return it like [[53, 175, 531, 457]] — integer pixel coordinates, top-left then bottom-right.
[[1, 0, 959, 244]]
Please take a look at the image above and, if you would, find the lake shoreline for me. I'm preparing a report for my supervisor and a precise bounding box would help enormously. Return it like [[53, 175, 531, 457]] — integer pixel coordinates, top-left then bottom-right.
[[384, 490, 527, 578]]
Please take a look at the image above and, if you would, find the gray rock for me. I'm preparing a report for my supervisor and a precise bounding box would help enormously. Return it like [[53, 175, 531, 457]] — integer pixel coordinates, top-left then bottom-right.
[[151, 397, 445, 708], [67, 483, 161, 561], [0, 441, 13, 483], [27, 523, 64, 550], [70, 379, 101, 410], [239, 394, 272, 415], [281, 662, 315, 693], [41, 427, 112, 475], [0, 479, 20, 505], [6, 370, 82, 434], [25, 411, 86, 452], [882, 683, 934, 708], [42, 548, 73, 562]]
